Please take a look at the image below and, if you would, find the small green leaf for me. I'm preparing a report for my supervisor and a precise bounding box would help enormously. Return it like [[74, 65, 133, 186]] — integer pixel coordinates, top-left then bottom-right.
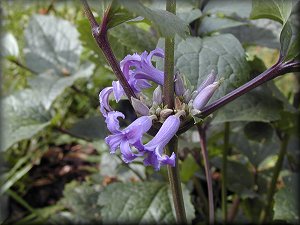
[[118, 0, 190, 38], [250, 0, 293, 25], [273, 173, 299, 223], [98, 182, 195, 224], [25, 14, 82, 75], [180, 154, 200, 182], [0, 32, 19, 58]]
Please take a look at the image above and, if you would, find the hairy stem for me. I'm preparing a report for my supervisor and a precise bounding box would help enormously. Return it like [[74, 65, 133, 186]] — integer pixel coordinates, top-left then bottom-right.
[[197, 124, 214, 224], [259, 134, 289, 224], [81, 0, 136, 101], [163, 0, 176, 109], [222, 122, 230, 223], [163, 0, 187, 223]]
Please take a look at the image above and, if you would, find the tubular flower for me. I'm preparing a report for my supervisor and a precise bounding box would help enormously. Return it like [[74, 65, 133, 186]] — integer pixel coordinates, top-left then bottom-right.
[[104, 111, 153, 163], [113, 48, 165, 102], [143, 115, 181, 171]]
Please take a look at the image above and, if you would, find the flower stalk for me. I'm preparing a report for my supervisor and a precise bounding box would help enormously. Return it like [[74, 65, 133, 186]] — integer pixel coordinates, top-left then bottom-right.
[[222, 122, 230, 223]]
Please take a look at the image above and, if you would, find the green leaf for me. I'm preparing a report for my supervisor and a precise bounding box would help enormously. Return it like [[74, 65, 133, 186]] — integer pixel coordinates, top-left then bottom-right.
[[98, 182, 195, 224], [68, 116, 107, 140], [160, 34, 250, 101], [199, 17, 245, 35], [279, 17, 300, 61], [109, 23, 157, 52], [118, 0, 190, 38], [57, 181, 102, 224], [1, 89, 51, 151], [180, 154, 200, 182], [0, 32, 19, 58], [273, 173, 299, 223], [203, 0, 252, 18], [220, 19, 281, 49], [28, 62, 95, 110], [250, 0, 293, 25], [24, 14, 82, 75], [212, 86, 283, 124]]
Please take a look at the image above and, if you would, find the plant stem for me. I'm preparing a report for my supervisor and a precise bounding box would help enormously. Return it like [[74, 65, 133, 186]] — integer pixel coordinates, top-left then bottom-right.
[[166, 137, 187, 224], [162, 0, 186, 223], [222, 122, 230, 224], [228, 195, 240, 223], [81, 0, 136, 101], [259, 133, 289, 224], [163, 0, 176, 109], [197, 124, 214, 224]]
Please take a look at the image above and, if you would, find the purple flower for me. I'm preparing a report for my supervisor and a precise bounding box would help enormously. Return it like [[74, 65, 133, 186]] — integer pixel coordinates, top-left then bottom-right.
[[104, 111, 153, 163], [113, 48, 165, 102], [99, 87, 113, 118], [143, 115, 180, 171], [197, 70, 217, 93]]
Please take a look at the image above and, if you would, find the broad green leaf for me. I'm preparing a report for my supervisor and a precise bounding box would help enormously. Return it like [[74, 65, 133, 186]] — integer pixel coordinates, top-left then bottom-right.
[[0, 32, 19, 58], [159, 34, 250, 101], [118, 0, 190, 38], [212, 86, 283, 124], [177, 8, 202, 24], [199, 17, 245, 35], [250, 0, 293, 25], [203, 0, 252, 18], [28, 62, 95, 110], [68, 116, 107, 140], [273, 174, 299, 223], [98, 182, 195, 224], [1, 89, 51, 151], [24, 14, 82, 75]]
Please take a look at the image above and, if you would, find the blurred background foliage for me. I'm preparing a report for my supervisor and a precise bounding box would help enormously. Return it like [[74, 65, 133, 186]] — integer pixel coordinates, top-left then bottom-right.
[[0, 0, 299, 224]]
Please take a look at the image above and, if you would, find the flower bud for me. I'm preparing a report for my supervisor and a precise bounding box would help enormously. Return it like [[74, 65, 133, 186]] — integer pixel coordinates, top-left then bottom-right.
[[160, 108, 174, 119], [153, 86, 162, 105], [193, 81, 220, 110], [183, 89, 192, 103], [175, 72, 185, 96], [131, 97, 150, 116], [197, 70, 217, 93]]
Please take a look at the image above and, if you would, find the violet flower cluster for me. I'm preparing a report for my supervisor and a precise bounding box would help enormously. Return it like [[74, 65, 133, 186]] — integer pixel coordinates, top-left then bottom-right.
[[99, 48, 221, 170]]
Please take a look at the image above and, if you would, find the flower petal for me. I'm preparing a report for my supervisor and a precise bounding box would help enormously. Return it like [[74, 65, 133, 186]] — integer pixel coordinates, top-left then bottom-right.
[[105, 133, 123, 154], [112, 81, 125, 102], [120, 141, 137, 163], [105, 111, 125, 134], [99, 87, 113, 118]]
